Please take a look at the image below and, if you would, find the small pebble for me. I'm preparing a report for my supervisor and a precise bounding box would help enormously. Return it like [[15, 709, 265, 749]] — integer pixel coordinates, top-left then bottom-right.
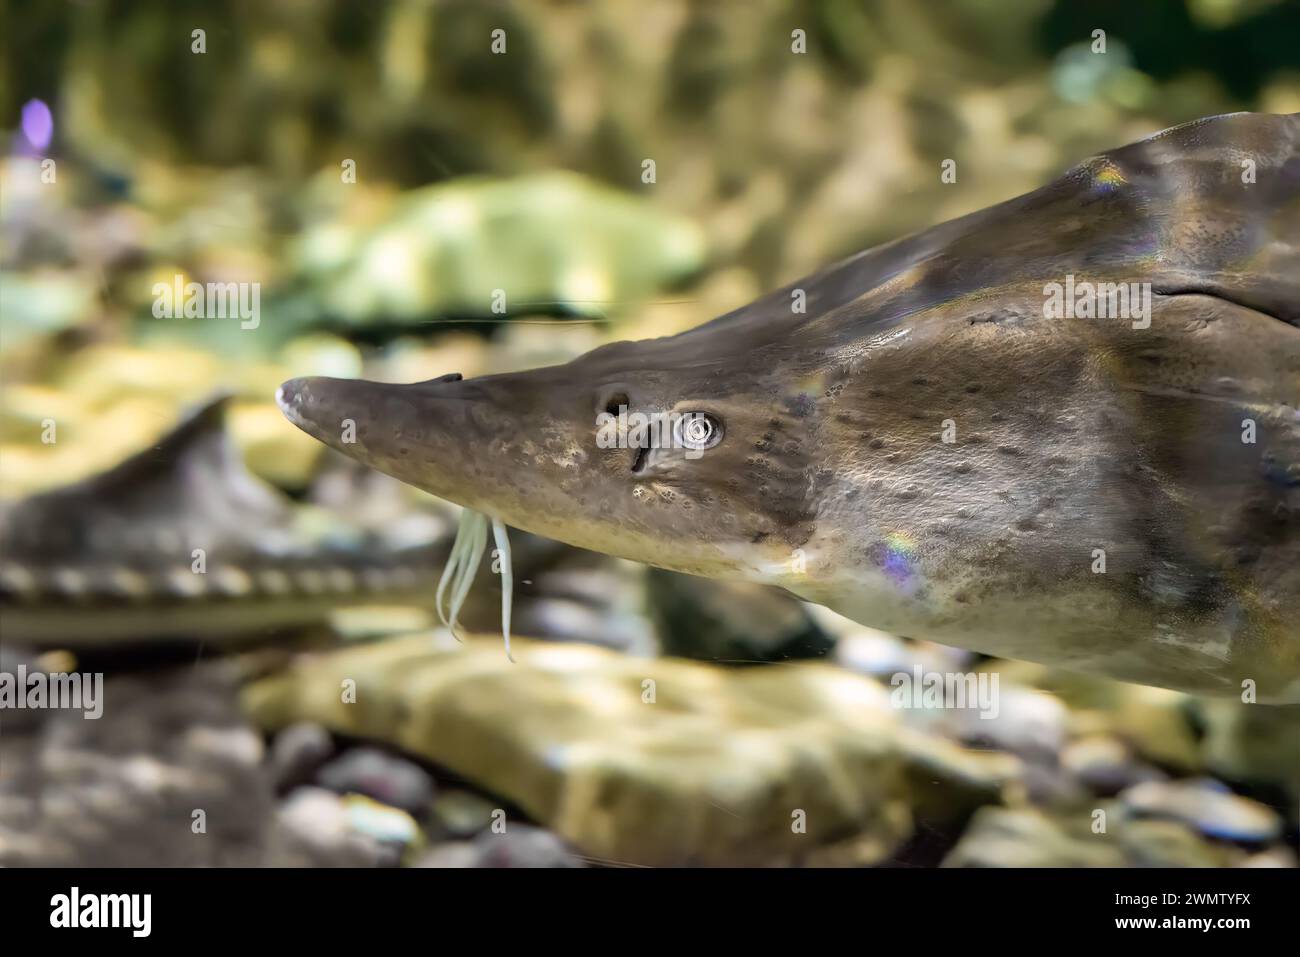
[[471, 824, 583, 868], [413, 842, 481, 868], [1237, 847, 1298, 868], [269, 722, 334, 788], [1062, 735, 1165, 796], [1121, 778, 1282, 844], [315, 747, 435, 815], [343, 794, 420, 848], [952, 686, 1068, 762], [431, 789, 498, 839]]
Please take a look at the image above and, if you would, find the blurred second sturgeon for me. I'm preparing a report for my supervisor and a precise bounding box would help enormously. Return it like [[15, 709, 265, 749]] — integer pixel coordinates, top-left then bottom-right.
[[0, 397, 452, 648], [279, 113, 1300, 701]]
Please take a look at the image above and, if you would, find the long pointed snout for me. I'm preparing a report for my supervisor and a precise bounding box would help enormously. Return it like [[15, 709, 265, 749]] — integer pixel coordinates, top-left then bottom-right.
[[276, 369, 598, 535], [276, 375, 364, 446], [277, 373, 482, 498]]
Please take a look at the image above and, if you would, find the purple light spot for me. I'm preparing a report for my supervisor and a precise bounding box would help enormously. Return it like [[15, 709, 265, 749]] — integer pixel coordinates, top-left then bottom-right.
[[883, 549, 911, 583], [21, 99, 53, 151]]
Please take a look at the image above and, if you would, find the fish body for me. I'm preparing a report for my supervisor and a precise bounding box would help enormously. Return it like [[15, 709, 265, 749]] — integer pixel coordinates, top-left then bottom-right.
[[280, 113, 1300, 700]]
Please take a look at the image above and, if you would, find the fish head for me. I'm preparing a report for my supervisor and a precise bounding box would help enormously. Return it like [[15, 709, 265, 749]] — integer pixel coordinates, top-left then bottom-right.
[[276, 328, 819, 581]]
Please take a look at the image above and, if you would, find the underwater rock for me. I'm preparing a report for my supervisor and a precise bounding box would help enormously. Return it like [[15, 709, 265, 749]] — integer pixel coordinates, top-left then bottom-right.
[[1117, 819, 1237, 868], [517, 597, 657, 654], [342, 794, 422, 853], [466, 824, 584, 868], [0, 646, 61, 733], [1016, 761, 1091, 808], [646, 568, 833, 663], [1193, 700, 1300, 803], [946, 685, 1069, 763], [802, 825, 914, 868], [0, 662, 333, 866], [0, 340, 313, 497], [1239, 847, 1300, 868], [1119, 779, 1283, 844], [274, 787, 394, 867], [269, 721, 335, 790], [1061, 735, 1165, 797], [315, 747, 436, 816], [229, 400, 328, 490], [893, 730, 1022, 824], [984, 661, 1201, 771], [943, 804, 1261, 868], [414, 824, 582, 868], [242, 634, 922, 866], [0, 391, 181, 499], [832, 627, 914, 678], [943, 807, 1127, 868], [430, 789, 499, 839], [519, 553, 657, 653], [832, 626, 973, 682], [413, 841, 481, 868]]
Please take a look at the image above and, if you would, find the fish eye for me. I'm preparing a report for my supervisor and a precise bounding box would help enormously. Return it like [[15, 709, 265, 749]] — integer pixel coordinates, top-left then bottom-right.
[[674, 412, 723, 451]]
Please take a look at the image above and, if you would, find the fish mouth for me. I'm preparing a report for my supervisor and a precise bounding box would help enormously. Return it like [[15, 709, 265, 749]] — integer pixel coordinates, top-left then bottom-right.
[[274, 378, 307, 428], [276, 376, 346, 440]]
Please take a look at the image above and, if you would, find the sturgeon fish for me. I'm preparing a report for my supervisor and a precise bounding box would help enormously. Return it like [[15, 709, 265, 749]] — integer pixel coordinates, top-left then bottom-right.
[[0, 397, 449, 648], [278, 113, 1300, 701]]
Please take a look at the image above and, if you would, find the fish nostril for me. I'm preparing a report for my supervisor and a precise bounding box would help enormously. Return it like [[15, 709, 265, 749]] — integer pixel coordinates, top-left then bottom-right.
[[631, 446, 649, 474], [597, 385, 631, 417]]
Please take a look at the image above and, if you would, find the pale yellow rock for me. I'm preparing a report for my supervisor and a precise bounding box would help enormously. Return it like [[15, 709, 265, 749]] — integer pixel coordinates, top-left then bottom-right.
[[894, 729, 1023, 821], [943, 806, 1127, 868], [242, 633, 927, 867], [0, 384, 91, 444], [1193, 699, 1300, 801], [0, 395, 176, 497], [279, 334, 364, 382], [944, 805, 1242, 868], [0, 340, 322, 495], [229, 400, 325, 489], [55, 343, 225, 407], [382, 334, 492, 385]]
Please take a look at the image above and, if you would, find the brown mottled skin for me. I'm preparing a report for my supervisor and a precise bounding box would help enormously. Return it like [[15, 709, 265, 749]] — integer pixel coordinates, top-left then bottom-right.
[[279, 113, 1300, 701]]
